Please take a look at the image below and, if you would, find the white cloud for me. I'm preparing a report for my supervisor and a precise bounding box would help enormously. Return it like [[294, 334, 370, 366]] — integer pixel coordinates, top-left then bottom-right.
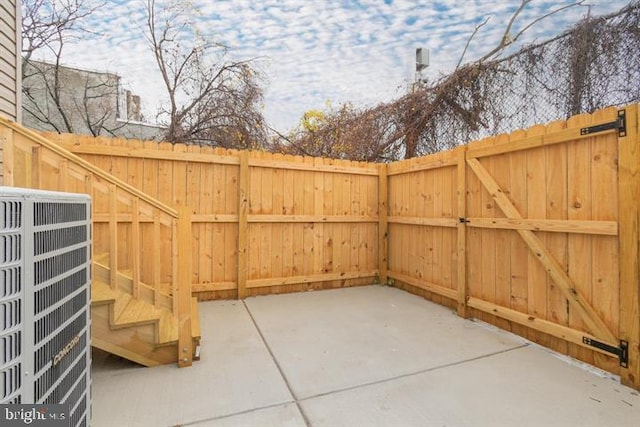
[[52, 0, 630, 133]]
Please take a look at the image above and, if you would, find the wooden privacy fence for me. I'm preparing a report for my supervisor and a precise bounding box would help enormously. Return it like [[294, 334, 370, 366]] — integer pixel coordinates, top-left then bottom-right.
[[47, 134, 381, 299], [2, 104, 638, 389], [387, 105, 639, 390]]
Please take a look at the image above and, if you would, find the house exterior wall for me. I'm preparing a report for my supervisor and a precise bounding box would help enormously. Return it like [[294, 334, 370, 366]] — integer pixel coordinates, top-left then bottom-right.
[[22, 60, 165, 141], [0, 0, 21, 185]]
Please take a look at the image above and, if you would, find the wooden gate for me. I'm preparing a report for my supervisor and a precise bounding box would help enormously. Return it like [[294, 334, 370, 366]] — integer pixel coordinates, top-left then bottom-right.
[[461, 105, 638, 387]]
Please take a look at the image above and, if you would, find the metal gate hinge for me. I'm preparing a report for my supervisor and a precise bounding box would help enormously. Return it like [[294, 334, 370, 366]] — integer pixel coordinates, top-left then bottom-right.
[[582, 337, 629, 368], [580, 109, 626, 137]]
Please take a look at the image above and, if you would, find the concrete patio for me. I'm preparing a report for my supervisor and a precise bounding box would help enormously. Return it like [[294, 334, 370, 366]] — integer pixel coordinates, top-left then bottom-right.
[[91, 285, 640, 426]]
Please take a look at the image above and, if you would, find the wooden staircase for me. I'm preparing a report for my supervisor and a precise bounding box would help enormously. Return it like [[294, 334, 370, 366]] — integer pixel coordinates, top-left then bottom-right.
[[0, 115, 201, 367], [91, 254, 201, 367]]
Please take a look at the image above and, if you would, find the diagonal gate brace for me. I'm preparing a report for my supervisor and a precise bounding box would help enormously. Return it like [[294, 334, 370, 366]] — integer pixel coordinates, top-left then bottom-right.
[[466, 158, 618, 345]]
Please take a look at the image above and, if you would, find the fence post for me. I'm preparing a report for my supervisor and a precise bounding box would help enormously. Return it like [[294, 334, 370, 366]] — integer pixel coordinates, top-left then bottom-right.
[[456, 146, 469, 318], [1, 126, 14, 186], [237, 151, 249, 299], [378, 163, 388, 285], [618, 104, 640, 390], [177, 205, 193, 367]]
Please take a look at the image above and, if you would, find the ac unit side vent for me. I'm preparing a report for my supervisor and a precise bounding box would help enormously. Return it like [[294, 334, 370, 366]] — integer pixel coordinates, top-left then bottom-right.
[[1, 201, 22, 229], [34, 291, 87, 344], [34, 248, 87, 285], [1, 331, 21, 364], [34, 269, 87, 315], [34, 226, 88, 256], [33, 203, 87, 226], [34, 332, 87, 401], [1, 300, 22, 331], [41, 353, 87, 404], [1, 362, 21, 400], [2, 267, 22, 297], [2, 234, 21, 262], [68, 378, 88, 427], [34, 316, 86, 373]]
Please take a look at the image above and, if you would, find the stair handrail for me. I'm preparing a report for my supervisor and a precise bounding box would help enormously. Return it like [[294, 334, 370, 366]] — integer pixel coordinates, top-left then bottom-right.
[[1, 116, 195, 366], [0, 116, 178, 218]]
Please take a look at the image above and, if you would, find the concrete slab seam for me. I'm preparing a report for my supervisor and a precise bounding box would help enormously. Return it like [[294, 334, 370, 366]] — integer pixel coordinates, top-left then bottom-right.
[[297, 343, 531, 402], [241, 299, 312, 427], [172, 343, 531, 426], [175, 400, 298, 427]]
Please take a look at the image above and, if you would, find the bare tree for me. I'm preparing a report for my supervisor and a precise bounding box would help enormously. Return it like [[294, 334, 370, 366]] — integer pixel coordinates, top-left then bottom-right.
[[21, 0, 127, 136], [276, 0, 589, 161], [144, 0, 267, 148]]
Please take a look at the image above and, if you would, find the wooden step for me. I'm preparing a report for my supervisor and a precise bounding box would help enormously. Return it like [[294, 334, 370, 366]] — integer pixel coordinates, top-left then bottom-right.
[[94, 252, 110, 265], [90, 252, 201, 366], [158, 311, 178, 346], [92, 280, 117, 306], [110, 292, 132, 324], [114, 297, 161, 328]]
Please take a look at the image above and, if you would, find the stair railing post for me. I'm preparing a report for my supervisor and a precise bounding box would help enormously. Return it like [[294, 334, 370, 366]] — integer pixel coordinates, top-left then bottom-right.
[[177, 205, 193, 367]]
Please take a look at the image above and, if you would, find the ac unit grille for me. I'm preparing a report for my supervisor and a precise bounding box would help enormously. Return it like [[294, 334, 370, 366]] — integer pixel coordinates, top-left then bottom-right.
[[1, 266, 21, 297], [35, 331, 87, 402], [2, 233, 21, 262], [34, 247, 87, 285], [34, 226, 88, 256], [1, 201, 22, 229], [42, 353, 87, 404], [34, 203, 87, 226], [68, 378, 87, 427], [1, 330, 21, 365], [35, 291, 87, 345], [34, 315, 86, 373], [35, 270, 87, 315], [1, 362, 20, 401], [1, 299, 21, 331]]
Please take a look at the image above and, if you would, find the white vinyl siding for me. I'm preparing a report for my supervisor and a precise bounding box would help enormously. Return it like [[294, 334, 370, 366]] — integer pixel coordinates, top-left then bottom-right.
[[0, 0, 20, 185]]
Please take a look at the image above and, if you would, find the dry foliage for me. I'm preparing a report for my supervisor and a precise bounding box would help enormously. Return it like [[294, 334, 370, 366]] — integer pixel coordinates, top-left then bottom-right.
[[275, 1, 640, 162]]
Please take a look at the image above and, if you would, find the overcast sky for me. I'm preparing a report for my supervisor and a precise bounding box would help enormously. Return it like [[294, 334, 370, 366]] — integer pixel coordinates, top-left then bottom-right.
[[46, 0, 631, 133]]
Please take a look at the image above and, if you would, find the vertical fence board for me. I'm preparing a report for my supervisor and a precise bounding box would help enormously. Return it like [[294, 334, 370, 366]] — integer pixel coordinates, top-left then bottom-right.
[[237, 151, 249, 298], [525, 125, 550, 348], [508, 131, 529, 337], [545, 120, 569, 356], [457, 147, 468, 317], [378, 164, 388, 285], [566, 113, 595, 365], [618, 104, 640, 389], [493, 135, 512, 332]]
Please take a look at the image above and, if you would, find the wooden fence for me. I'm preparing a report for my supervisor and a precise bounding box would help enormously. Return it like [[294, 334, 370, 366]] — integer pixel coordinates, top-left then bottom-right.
[[12, 103, 638, 390], [386, 105, 639, 390], [47, 133, 381, 299]]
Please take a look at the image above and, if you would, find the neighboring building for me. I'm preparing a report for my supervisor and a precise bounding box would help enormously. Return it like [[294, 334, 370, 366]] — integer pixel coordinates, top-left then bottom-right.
[[22, 60, 165, 141], [0, 0, 21, 185]]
